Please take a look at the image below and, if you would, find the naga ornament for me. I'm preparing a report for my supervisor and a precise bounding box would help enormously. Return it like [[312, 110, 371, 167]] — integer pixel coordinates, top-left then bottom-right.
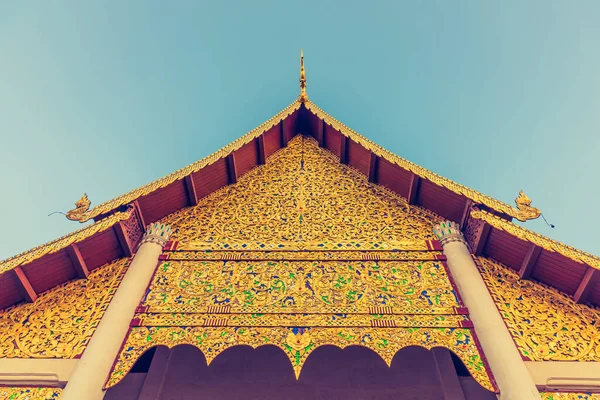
[[514, 190, 541, 222], [66, 194, 91, 222]]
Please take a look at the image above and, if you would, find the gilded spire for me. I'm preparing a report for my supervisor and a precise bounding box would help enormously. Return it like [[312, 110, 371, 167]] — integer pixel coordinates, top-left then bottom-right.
[[299, 49, 308, 102]]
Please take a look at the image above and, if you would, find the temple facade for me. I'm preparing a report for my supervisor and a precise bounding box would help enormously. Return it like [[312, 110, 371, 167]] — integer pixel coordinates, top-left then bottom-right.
[[1, 54, 599, 400]]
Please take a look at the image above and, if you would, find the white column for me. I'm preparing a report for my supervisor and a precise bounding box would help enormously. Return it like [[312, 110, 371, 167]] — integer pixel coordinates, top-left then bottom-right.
[[61, 223, 171, 400], [433, 221, 539, 400]]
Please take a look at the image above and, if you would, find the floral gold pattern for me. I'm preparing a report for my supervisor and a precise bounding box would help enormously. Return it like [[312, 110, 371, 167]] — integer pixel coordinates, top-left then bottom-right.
[[163, 136, 442, 244], [0, 387, 61, 400], [143, 259, 460, 314], [108, 137, 494, 393], [540, 393, 600, 400], [476, 257, 600, 361], [0, 258, 128, 358]]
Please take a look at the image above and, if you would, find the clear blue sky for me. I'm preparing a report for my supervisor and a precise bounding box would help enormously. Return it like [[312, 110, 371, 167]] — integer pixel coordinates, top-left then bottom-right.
[[1, 1, 599, 259]]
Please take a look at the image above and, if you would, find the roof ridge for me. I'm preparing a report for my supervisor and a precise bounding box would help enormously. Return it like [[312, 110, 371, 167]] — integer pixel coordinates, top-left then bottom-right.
[[303, 100, 540, 222], [67, 100, 301, 223], [472, 208, 600, 270]]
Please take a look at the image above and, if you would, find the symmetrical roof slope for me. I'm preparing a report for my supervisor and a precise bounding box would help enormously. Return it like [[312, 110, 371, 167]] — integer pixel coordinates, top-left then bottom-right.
[[1, 56, 598, 310]]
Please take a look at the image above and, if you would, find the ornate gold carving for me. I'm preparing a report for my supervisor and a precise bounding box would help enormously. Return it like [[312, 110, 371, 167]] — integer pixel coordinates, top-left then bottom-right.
[[175, 240, 430, 251], [299, 49, 308, 102], [0, 258, 128, 358], [163, 250, 443, 262], [162, 136, 442, 244], [304, 100, 542, 222], [134, 312, 469, 327], [65, 193, 91, 221], [0, 209, 133, 275], [476, 257, 600, 361], [514, 190, 541, 221], [143, 259, 460, 314], [540, 393, 600, 400], [66, 101, 301, 223], [471, 209, 600, 270], [0, 387, 61, 400], [108, 135, 493, 393], [106, 326, 492, 391]]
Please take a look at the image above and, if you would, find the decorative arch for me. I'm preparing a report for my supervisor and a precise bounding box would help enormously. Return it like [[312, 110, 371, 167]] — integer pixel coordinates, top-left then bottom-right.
[[105, 326, 494, 391]]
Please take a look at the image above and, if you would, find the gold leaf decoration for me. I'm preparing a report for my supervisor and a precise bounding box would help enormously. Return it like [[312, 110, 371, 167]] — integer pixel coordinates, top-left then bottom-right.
[[0, 387, 61, 400], [0, 258, 128, 358], [107, 136, 495, 393], [476, 256, 600, 361]]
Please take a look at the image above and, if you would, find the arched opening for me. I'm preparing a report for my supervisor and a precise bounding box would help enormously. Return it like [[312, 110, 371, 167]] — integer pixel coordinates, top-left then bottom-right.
[[106, 344, 495, 400]]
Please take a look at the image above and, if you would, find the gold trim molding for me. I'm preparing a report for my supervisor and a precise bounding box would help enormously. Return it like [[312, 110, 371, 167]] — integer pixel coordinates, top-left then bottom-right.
[[541, 394, 600, 400]]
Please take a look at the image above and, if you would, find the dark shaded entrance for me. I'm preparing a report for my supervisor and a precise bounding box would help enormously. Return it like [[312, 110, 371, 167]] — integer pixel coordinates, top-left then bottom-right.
[[106, 344, 494, 400]]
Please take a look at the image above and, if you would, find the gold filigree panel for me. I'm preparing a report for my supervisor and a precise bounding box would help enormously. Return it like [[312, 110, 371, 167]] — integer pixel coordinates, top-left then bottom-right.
[[0, 387, 61, 400], [161, 136, 442, 244], [541, 394, 600, 400], [135, 313, 469, 328], [0, 258, 128, 358], [143, 260, 460, 314], [106, 326, 492, 391], [163, 250, 443, 262], [476, 257, 600, 361]]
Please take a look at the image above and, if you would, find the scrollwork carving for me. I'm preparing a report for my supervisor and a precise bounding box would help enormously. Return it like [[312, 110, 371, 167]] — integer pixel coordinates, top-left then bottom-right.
[[476, 257, 600, 361], [0, 258, 128, 358], [0, 387, 61, 400]]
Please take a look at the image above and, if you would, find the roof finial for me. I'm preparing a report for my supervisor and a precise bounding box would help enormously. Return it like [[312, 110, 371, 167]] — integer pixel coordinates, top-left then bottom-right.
[[299, 49, 308, 103]]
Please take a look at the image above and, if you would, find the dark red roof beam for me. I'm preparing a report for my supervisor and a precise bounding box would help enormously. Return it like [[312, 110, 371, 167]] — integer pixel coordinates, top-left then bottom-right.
[[257, 135, 266, 165], [226, 154, 237, 184], [460, 200, 473, 228], [573, 267, 600, 304], [368, 152, 378, 183], [133, 200, 147, 229], [66, 243, 90, 279], [13, 266, 37, 303], [184, 175, 198, 206], [518, 244, 542, 279], [407, 173, 421, 205], [340, 136, 348, 164], [316, 119, 324, 147], [114, 222, 134, 258], [472, 223, 491, 256]]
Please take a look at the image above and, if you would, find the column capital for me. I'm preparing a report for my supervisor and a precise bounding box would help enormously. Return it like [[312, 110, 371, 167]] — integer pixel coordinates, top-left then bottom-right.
[[140, 223, 172, 247], [433, 221, 467, 247]]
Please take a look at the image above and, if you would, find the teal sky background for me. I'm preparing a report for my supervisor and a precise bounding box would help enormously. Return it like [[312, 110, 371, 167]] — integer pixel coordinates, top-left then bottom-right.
[[1, 1, 599, 259]]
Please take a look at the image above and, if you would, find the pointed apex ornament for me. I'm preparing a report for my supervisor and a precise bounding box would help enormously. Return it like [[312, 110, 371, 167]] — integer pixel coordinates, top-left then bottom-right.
[[299, 49, 308, 102]]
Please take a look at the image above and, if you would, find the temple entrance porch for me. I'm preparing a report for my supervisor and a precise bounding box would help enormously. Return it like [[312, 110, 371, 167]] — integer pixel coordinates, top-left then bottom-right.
[[105, 344, 495, 400]]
